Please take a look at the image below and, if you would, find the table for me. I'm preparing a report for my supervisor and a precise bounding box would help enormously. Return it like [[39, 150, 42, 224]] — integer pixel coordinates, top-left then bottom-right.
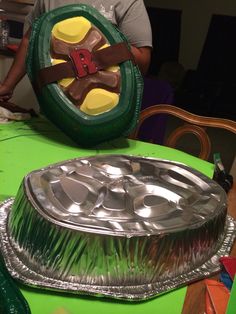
[[0, 116, 214, 314]]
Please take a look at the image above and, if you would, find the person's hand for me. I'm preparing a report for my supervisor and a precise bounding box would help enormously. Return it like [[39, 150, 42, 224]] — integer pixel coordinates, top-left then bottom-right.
[[0, 83, 13, 101]]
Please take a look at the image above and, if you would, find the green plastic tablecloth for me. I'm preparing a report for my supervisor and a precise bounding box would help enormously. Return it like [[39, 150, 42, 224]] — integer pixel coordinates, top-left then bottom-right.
[[0, 116, 214, 314], [226, 276, 236, 313]]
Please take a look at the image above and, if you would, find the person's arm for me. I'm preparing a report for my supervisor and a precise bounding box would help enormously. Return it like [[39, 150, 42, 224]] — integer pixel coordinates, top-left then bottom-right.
[[117, 1, 152, 75], [131, 46, 151, 75], [0, 28, 31, 101]]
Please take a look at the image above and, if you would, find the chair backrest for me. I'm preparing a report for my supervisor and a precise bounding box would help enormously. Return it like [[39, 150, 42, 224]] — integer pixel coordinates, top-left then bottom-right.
[[130, 104, 236, 161]]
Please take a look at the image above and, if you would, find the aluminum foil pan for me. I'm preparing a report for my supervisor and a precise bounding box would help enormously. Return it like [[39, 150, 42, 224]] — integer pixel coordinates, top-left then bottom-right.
[[0, 155, 235, 300]]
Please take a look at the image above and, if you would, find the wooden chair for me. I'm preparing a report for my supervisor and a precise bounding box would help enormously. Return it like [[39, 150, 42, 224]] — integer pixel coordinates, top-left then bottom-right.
[[130, 104, 236, 161]]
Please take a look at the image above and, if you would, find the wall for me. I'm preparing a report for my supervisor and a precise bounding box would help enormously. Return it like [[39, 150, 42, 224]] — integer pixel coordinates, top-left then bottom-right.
[[0, 55, 39, 111], [0, 1, 38, 110], [144, 0, 236, 70]]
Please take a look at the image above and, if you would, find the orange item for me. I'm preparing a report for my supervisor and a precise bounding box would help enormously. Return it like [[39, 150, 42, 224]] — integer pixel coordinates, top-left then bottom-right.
[[205, 279, 230, 314], [205, 290, 215, 314]]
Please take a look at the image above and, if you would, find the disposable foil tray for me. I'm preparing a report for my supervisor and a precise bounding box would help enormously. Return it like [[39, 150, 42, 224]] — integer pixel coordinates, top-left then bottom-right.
[[0, 155, 235, 300]]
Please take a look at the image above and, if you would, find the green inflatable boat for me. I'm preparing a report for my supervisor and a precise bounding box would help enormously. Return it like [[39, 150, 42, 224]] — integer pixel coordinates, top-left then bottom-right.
[[26, 4, 143, 146]]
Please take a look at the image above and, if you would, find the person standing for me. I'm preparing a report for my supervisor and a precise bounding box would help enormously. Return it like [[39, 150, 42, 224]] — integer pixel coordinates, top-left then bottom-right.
[[0, 0, 152, 101]]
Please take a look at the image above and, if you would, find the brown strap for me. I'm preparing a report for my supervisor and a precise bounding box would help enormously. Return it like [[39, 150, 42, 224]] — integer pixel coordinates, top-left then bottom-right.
[[35, 42, 135, 91], [93, 42, 135, 70], [35, 61, 75, 90]]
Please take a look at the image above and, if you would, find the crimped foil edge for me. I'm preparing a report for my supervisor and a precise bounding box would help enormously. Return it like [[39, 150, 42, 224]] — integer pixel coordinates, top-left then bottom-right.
[[0, 198, 235, 301]]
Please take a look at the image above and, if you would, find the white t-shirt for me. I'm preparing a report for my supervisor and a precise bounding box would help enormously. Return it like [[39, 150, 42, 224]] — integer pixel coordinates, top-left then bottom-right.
[[26, 0, 152, 48]]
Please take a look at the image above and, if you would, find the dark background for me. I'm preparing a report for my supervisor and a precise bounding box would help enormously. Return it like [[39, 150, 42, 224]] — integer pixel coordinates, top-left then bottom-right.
[[146, 6, 236, 120]]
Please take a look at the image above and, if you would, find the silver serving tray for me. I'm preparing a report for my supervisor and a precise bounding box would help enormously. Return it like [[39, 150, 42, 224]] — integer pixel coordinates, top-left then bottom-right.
[[0, 155, 235, 300]]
